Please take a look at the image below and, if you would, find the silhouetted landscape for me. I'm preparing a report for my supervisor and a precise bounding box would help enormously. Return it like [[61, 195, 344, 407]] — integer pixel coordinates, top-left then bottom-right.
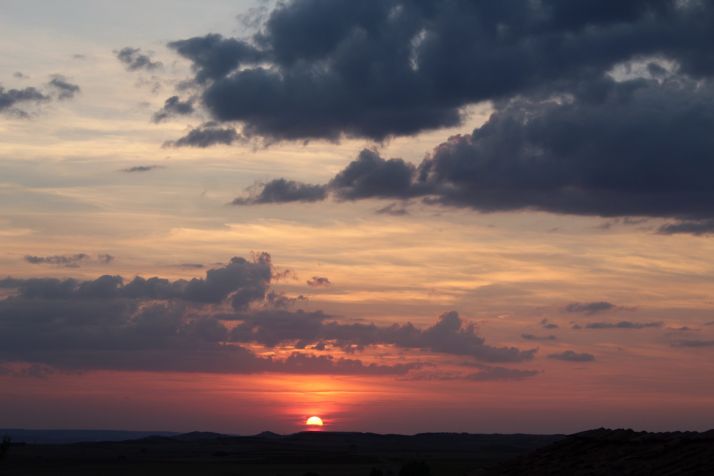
[[1, 428, 713, 475]]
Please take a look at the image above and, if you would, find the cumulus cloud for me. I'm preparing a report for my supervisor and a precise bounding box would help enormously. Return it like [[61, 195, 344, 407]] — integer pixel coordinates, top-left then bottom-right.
[[0, 255, 535, 376], [164, 123, 242, 148], [162, 0, 714, 143], [115, 47, 162, 71], [0, 255, 418, 376], [6, 254, 272, 309], [237, 75, 714, 225], [547, 350, 595, 362]]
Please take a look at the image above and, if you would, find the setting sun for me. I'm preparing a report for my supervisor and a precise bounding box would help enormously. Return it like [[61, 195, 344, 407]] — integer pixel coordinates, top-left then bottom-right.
[[306, 416, 324, 427]]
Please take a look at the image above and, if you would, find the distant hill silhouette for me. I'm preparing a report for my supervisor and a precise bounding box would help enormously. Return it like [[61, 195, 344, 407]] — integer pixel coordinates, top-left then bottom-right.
[[1, 428, 712, 475], [485, 428, 714, 475]]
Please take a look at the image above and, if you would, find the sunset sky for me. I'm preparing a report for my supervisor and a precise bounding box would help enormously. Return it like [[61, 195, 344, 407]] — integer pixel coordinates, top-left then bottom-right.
[[1, 0, 714, 435]]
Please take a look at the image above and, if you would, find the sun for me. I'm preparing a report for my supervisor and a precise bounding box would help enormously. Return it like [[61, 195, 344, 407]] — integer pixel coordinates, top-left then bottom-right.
[[306, 416, 324, 427]]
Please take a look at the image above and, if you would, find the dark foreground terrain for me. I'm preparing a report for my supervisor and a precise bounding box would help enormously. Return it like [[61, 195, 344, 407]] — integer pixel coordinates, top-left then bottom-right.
[[0, 428, 712, 475]]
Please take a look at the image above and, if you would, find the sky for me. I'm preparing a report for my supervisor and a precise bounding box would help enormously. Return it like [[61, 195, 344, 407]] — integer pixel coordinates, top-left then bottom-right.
[[1, 0, 714, 435]]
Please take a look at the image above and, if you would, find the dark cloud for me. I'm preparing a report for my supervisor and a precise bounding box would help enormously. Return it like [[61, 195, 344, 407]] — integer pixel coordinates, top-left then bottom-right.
[[232, 75, 714, 227], [165, 123, 242, 148], [658, 219, 714, 236], [521, 333, 556, 342], [328, 149, 422, 200], [0, 85, 48, 115], [166, 0, 714, 142], [115, 47, 162, 72], [547, 350, 595, 362], [306, 276, 331, 287], [152, 96, 194, 123], [5, 254, 273, 309], [233, 179, 327, 205], [0, 254, 420, 376], [168, 34, 262, 83], [0, 299, 415, 376], [48, 75, 80, 100], [671, 340, 714, 348], [564, 302, 617, 315], [121, 165, 163, 173], [229, 310, 537, 363], [582, 321, 662, 330]]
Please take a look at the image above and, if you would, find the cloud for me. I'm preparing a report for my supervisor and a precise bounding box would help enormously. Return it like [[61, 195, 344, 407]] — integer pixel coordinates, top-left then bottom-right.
[[23, 254, 113, 268], [0, 255, 419, 376], [233, 179, 327, 205], [5, 254, 273, 309], [306, 276, 331, 287], [152, 96, 194, 123], [521, 334, 556, 342], [564, 302, 618, 315], [547, 350, 595, 362], [671, 340, 714, 348], [582, 321, 662, 330], [0, 299, 416, 376], [164, 0, 714, 142], [164, 123, 242, 148], [0, 254, 539, 376], [0, 85, 48, 116], [115, 47, 162, 71], [47, 75, 80, 100], [121, 165, 163, 173], [233, 75, 714, 226], [658, 219, 714, 236], [229, 310, 537, 363]]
